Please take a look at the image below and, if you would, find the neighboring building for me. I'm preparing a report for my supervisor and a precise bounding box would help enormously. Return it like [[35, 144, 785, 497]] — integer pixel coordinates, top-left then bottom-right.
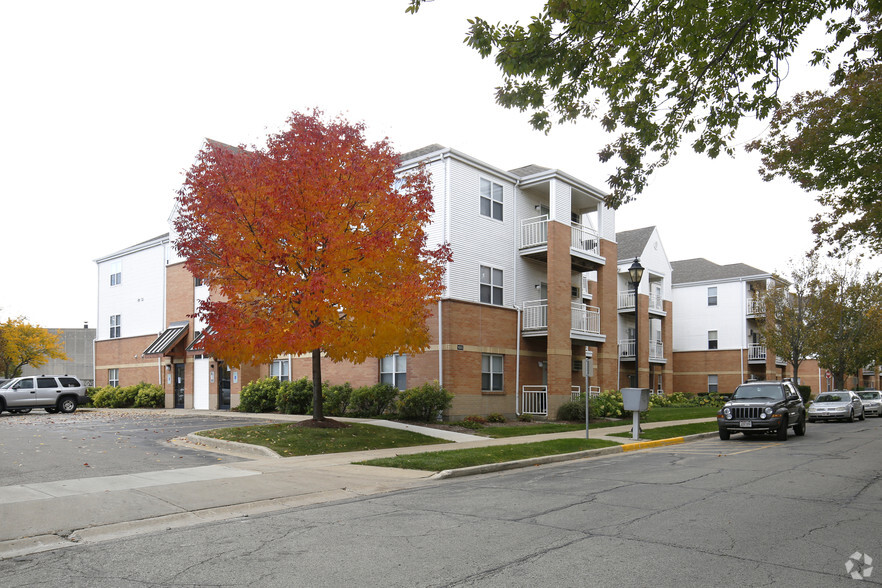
[[94, 144, 680, 418], [671, 258, 788, 396], [614, 227, 673, 395], [20, 326, 96, 386]]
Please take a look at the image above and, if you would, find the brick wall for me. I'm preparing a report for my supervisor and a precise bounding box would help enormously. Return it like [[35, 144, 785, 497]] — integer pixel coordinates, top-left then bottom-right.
[[94, 335, 161, 388]]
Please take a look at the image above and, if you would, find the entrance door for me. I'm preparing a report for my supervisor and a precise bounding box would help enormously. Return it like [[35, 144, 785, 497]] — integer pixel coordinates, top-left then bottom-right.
[[218, 363, 231, 410], [174, 364, 185, 408]]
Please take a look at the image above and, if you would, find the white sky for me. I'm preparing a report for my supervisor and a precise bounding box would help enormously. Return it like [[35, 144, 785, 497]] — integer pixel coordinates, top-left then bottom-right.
[[0, 1, 844, 328]]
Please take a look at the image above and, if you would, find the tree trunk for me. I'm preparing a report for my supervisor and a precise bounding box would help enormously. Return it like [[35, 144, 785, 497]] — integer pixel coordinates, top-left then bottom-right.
[[311, 348, 324, 421]]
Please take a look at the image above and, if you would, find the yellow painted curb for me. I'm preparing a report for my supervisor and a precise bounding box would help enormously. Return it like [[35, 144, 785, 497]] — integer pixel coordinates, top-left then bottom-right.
[[621, 437, 685, 452]]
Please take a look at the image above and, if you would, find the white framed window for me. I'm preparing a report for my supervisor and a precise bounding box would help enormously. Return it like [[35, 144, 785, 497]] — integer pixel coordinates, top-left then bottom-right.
[[381, 353, 407, 390], [708, 286, 718, 306], [708, 330, 718, 350], [480, 178, 503, 221], [109, 368, 119, 388], [480, 265, 503, 306], [708, 375, 719, 393], [110, 261, 122, 286], [271, 358, 290, 382], [482, 354, 504, 391], [110, 315, 121, 339]]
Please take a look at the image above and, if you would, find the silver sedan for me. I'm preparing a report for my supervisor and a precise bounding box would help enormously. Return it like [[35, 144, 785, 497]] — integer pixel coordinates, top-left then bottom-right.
[[858, 390, 882, 417], [807, 390, 866, 422]]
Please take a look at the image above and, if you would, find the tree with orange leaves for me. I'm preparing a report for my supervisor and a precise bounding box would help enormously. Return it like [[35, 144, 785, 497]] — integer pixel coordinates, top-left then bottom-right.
[[174, 110, 451, 422]]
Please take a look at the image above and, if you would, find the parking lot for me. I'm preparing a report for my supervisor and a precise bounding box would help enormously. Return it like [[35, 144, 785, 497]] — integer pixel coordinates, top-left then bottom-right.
[[0, 409, 276, 486]]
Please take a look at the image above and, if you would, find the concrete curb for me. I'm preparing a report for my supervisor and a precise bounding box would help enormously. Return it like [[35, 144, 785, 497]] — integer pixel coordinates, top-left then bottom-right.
[[185, 432, 281, 459]]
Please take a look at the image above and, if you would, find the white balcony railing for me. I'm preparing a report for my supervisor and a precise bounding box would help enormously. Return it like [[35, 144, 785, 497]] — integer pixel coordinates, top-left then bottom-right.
[[520, 215, 548, 249], [589, 386, 601, 397], [571, 386, 581, 401], [521, 385, 548, 415], [619, 339, 636, 358], [747, 299, 764, 316], [571, 222, 599, 256], [649, 291, 664, 312], [617, 290, 635, 310], [522, 300, 601, 335], [519, 216, 600, 257], [749, 344, 766, 361], [649, 341, 664, 360]]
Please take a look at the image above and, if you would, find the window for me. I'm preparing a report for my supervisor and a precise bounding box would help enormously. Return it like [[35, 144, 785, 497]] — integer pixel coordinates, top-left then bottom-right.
[[708, 286, 717, 306], [480, 178, 503, 221], [194, 277, 205, 287], [110, 315, 121, 339], [482, 354, 503, 392], [708, 375, 719, 394], [37, 377, 57, 389], [109, 369, 119, 388], [480, 266, 503, 306], [381, 354, 407, 390], [110, 261, 122, 286], [708, 330, 718, 350], [271, 359, 290, 382]]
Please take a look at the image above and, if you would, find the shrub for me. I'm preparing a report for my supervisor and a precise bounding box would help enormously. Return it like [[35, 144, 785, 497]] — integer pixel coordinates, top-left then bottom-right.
[[557, 400, 585, 422], [397, 381, 453, 422], [133, 384, 164, 408], [458, 417, 485, 430], [277, 378, 313, 415], [463, 415, 487, 425], [486, 413, 506, 423], [797, 385, 812, 403], [517, 412, 533, 422], [239, 377, 280, 413], [591, 390, 624, 418], [323, 382, 353, 416], [350, 383, 399, 417]]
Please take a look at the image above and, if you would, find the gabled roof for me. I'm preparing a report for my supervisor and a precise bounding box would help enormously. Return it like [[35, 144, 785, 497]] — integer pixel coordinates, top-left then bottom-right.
[[671, 258, 771, 285], [616, 227, 656, 262], [509, 164, 552, 177], [399, 144, 446, 163], [95, 233, 169, 263]]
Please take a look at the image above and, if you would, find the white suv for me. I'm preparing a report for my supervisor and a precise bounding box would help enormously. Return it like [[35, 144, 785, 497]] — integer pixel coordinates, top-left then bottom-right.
[[0, 375, 88, 415]]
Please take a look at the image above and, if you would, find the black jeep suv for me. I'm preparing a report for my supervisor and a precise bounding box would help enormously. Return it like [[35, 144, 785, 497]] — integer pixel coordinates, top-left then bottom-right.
[[717, 380, 806, 441]]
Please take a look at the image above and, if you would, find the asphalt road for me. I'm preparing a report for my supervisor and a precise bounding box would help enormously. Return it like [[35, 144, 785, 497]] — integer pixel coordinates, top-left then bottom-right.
[[1, 412, 880, 586], [0, 409, 275, 485]]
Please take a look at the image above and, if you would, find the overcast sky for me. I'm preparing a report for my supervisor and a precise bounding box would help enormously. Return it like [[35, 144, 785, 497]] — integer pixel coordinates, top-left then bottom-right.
[[1, 1, 844, 328]]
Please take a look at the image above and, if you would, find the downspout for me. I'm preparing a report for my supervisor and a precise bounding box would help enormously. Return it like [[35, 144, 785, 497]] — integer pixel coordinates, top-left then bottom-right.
[[438, 152, 450, 388], [740, 277, 745, 384], [514, 177, 522, 415]]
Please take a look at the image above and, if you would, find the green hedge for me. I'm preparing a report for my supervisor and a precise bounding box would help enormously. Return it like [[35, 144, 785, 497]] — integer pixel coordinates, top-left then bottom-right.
[[91, 382, 163, 408], [397, 381, 453, 422]]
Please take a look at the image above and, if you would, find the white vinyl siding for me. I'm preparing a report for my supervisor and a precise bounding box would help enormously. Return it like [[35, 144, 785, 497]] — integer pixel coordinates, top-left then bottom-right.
[[672, 280, 747, 352]]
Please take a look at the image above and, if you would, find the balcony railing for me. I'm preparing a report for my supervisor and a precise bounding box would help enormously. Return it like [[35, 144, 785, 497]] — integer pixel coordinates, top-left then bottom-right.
[[617, 290, 635, 310], [519, 216, 600, 257], [747, 299, 764, 316], [571, 386, 581, 401], [649, 291, 664, 312], [522, 300, 601, 335], [521, 385, 548, 415], [620, 340, 664, 360], [649, 341, 664, 360], [619, 339, 636, 358], [748, 344, 766, 361]]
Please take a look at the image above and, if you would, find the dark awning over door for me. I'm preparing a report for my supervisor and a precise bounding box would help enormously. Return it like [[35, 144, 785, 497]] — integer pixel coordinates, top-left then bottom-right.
[[143, 321, 189, 356]]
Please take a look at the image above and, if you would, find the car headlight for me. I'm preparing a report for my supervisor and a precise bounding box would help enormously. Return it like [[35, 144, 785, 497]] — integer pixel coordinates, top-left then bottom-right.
[[723, 408, 732, 419], [764, 407, 773, 415]]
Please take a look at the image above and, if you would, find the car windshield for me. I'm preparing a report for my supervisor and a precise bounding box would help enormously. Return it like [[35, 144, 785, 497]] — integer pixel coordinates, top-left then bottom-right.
[[858, 392, 880, 400], [816, 394, 847, 403], [0, 380, 15, 389], [732, 385, 784, 401]]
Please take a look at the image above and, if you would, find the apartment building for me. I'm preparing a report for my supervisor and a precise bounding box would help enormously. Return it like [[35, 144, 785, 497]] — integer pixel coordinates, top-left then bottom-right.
[[671, 258, 788, 395], [95, 145, 679, 418]]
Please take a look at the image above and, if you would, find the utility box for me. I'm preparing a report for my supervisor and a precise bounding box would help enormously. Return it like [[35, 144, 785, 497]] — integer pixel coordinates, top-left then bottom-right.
[[622, 388, 650, 412]]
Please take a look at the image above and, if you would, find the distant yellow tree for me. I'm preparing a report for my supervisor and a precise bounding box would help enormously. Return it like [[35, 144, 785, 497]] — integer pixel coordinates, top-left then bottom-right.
[[0, 318, 68, 378]]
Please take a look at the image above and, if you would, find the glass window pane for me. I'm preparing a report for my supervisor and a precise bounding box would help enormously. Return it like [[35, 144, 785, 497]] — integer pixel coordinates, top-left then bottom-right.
[[480, 266, 490, 284], [492, 288, 502, 306], [493, 183, 503, 202], [480, 198, 491, 217], [493, 268, 503, 286], [480, 284, 491, 304], [493, 201, 503, 220], [482, 373, 490, 389], [492, 355, 503, 372], [381, 373, 394, 386], [381, 355, 394, 373], [397, 354, 406, 372], [492, 373, 503, 390], [480, 179, 491, 197], [482, 355, 490, 371], [396, 374, 406, 390]]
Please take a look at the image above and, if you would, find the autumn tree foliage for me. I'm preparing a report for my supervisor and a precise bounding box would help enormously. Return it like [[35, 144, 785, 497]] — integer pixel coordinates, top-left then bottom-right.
[[0, 317, 68, 378], [174, 110, 451, 421]]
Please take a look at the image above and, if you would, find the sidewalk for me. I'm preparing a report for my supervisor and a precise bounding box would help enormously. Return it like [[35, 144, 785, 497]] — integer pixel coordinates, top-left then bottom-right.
[[0, 412, 717, 560]]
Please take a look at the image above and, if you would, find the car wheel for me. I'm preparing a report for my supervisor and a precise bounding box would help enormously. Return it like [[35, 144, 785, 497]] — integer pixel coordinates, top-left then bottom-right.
[[847, 409, 854, 423], [719, 428, 730, 440], [776, 418, 788, 441], [794, 415, 806, 436], [858, 408, 865, 421], [44, 407, 58, 414], [58, 398, 77, 414]]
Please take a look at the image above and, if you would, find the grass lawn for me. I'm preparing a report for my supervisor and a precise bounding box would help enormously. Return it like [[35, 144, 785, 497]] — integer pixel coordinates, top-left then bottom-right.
[[610, 421, 719, 440], [479, 405, 719, 438], [357, 438, 619, 471], [199, 422, 450, 457]]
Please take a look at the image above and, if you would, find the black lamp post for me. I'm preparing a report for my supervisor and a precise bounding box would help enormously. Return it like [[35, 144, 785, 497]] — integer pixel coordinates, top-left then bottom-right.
[[628, 257, 645, 387]]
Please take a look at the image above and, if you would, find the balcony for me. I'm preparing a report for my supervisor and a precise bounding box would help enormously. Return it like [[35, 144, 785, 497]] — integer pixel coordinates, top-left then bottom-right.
[[618, 289, 665, 314], [520, 216, 604, 271], [748, 344, 786, 365], [619, 340, 666, 362], [746, 299, 764, 317], [522, 300, 604, 343]]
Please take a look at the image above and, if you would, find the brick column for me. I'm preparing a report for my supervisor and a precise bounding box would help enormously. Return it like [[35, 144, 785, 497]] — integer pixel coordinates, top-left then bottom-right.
[[546, 221, 573, 417], [595, 238, 619, 393]]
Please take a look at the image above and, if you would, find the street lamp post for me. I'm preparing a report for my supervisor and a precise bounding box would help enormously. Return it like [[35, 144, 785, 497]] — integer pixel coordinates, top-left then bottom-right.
[[628, 258, 645, 388]]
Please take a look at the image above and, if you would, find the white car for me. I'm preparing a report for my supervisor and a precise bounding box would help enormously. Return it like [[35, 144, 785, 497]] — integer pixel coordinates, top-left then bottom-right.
[[807, 390, 865, 422], [0, 375, 87, 415], [857, 390, 882, 417]]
